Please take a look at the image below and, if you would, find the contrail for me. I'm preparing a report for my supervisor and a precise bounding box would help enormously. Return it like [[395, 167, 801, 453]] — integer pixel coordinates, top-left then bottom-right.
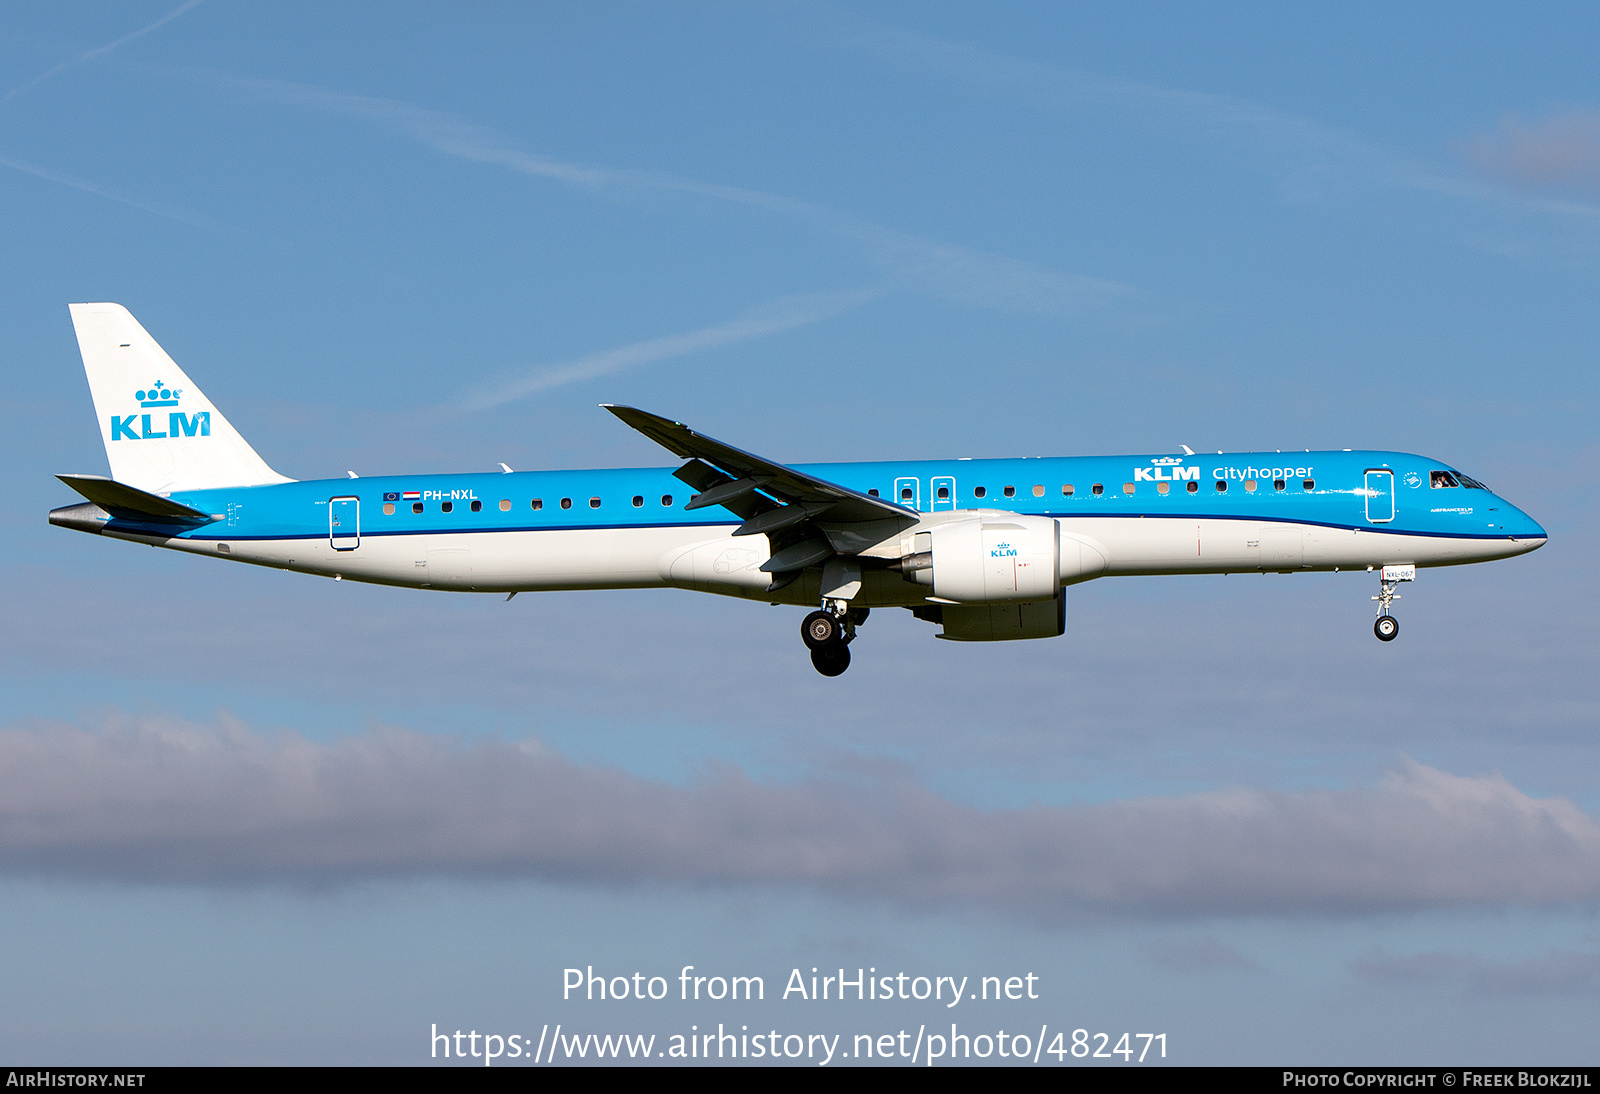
[[459, 289, 878, 410], [0, 0, 208, 106], [0, 154, 219, 229]]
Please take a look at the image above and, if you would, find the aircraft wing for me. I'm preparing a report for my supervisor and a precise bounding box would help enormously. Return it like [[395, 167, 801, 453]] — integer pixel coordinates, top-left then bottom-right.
[[602, 405, 917, 587]]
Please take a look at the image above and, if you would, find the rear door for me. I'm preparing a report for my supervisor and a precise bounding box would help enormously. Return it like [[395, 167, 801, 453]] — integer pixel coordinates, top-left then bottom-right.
[[329, 496, 360, 550]]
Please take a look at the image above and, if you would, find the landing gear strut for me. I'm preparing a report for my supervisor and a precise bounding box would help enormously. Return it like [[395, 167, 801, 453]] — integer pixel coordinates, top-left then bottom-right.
[[801, 603, 866, 676], [1371, 565, 1413, 643]]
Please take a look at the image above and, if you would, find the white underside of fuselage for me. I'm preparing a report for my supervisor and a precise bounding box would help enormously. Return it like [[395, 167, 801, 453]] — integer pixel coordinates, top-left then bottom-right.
[[108, 514, 1543, 608]]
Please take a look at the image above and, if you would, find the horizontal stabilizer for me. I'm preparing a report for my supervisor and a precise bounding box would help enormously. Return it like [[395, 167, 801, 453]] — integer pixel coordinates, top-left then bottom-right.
[[56, 474, 214, 525]]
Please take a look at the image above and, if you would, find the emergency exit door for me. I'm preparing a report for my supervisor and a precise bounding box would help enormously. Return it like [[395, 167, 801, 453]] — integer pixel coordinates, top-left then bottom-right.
[[893, 477, 920, 511]]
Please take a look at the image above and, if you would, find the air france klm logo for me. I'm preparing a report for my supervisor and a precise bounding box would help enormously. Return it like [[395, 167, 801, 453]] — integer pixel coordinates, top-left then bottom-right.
[[1134, 457, 1199, 482], [110, 381, 209, 441]]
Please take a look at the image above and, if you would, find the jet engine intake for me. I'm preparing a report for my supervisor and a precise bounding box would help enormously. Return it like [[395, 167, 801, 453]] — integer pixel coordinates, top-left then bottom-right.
[[906, 515, 1060, 603]]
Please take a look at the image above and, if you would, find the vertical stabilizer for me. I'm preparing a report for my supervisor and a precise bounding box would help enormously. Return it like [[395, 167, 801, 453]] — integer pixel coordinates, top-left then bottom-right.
[[69, 303, 293, 493]]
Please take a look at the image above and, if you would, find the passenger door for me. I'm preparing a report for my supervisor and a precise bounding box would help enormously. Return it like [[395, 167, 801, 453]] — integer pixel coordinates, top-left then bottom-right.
[[329, 496, 360, 550], [1364, 470, 1394, 523]]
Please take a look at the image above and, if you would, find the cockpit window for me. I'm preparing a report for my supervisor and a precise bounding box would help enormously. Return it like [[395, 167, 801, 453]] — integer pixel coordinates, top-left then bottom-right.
[[1455, 471, 1488, 489], [1430, 470, 1459, 488]]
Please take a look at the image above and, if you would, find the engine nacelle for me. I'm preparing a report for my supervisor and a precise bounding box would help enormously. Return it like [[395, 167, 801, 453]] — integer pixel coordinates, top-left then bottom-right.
[[936, 596, 1065, 642], [908, 515, 1060, 603]]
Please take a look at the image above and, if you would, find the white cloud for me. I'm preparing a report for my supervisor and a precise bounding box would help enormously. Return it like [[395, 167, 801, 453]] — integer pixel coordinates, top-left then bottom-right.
[[1463, 110, 1600, 196], [6, 714, 1599, 920]]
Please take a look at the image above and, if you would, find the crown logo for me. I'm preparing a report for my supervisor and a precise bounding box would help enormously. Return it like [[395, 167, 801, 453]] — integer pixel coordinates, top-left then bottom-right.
[[135, 380, 181, 407], [1150, 456, 1184, 465]]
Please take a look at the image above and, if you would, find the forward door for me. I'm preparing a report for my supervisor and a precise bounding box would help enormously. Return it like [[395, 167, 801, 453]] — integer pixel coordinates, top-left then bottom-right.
[[1364, 470, 1394, 523]]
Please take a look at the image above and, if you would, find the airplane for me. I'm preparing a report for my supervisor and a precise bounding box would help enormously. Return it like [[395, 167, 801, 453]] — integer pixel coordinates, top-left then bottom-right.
[[50, 303, 1547, 676]]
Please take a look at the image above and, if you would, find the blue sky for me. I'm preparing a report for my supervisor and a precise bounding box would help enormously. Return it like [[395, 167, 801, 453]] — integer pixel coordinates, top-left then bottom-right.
[[2, 1, 1598, 1065]]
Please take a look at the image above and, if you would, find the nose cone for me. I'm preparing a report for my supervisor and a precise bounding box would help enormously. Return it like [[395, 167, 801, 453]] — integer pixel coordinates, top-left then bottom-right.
[[1499, 500, 1547, 551]]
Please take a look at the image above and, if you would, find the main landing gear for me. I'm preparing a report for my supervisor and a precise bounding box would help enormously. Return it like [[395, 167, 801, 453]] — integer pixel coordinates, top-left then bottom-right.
[[801, 603, 867, 676], [1371, 565, 1414, 643]]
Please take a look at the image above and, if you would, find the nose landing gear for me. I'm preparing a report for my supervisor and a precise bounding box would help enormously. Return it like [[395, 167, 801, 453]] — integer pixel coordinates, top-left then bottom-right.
[[1371, 564, 1414, 642], [801, 602, 866, 676]]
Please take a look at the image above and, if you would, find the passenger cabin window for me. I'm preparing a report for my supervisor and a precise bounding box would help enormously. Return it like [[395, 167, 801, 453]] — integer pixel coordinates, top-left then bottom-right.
[[1273, 479, 1286, 491], [499, 499, 511, 511], [1157, 481, 1170, 494], [589, 497, 601, 509], [1430, 470, 1460, 488], [661, 494, 673, 507], [531, 498, 543, 510], [1215, 481, 1227, 492], [1003, 486, 1015, 498], [383, 503, 395, 515], [441, 501, 453, 513], [470, 500, 482, 512], [1032, 484, 1044, 497], [1244, 480, 1257, 492], [901, 487, 914, 501], [413, 502, 424, 513], [937, 486, 949, 500], [974, 486, 987, 499], [560, 498, 572, 509], [868, 489, 879, 497], [1062, 484, 1074, 496], [1123, 483, 1135, 495], [1186, 481, 1198, 493], [632, 495, 643, 507], [1091, 483, 1104, 496], [1303, 479, 1315, 490]]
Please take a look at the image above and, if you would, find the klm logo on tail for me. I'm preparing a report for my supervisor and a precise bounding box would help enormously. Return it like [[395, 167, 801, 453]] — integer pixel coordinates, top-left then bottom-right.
[[111, 380, 209, 441]]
